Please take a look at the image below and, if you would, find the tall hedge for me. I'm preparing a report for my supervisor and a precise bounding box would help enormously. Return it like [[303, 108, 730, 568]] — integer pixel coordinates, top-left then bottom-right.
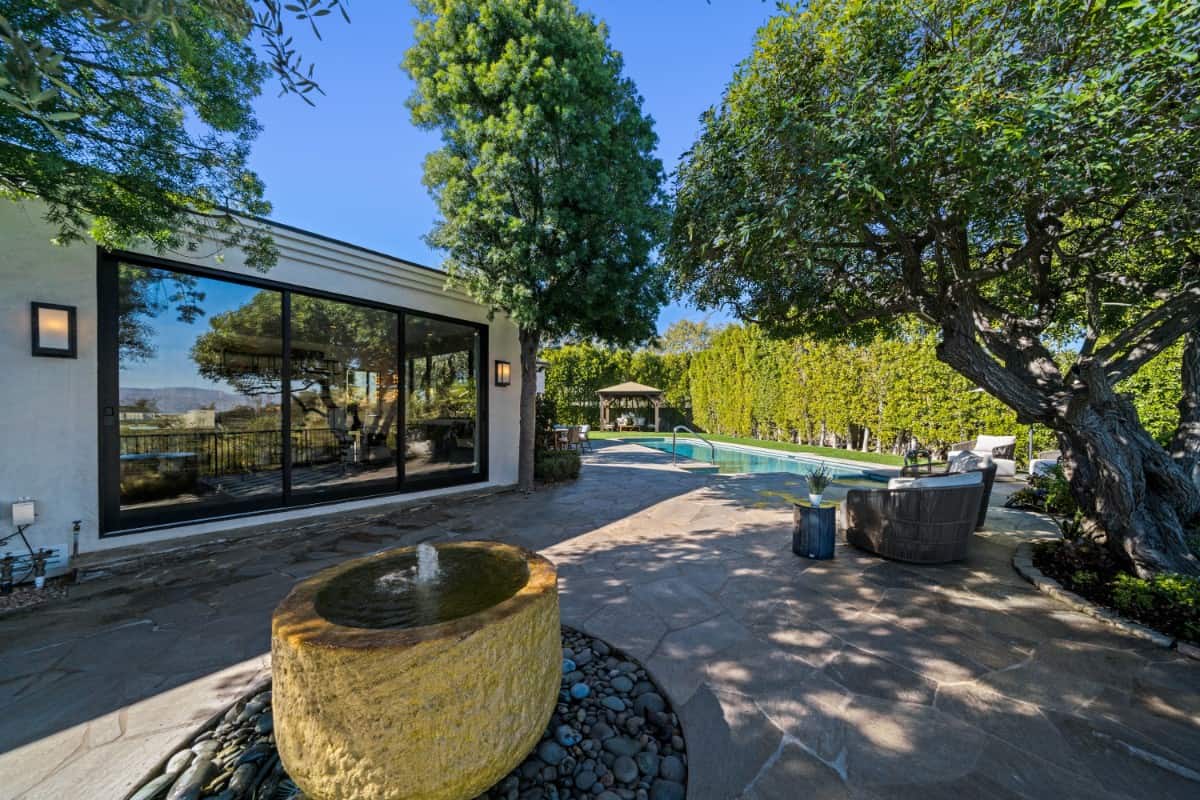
[[542, 324, 1183, 461], [541, 344, 692, 427]]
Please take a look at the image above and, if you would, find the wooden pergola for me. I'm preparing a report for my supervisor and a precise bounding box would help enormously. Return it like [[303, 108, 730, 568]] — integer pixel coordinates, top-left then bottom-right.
[[597, 381, 665, 432]]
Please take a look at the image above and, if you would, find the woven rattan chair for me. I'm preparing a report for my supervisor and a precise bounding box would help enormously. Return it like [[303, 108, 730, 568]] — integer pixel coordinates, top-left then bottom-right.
[[949, 435, 1017, 477], [839, 475, 985, 564], [899, 462, 997, 530]]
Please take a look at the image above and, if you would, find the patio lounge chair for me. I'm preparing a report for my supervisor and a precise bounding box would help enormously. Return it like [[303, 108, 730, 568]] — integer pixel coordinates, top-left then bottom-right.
[[578, 424, 592, 452], [1030, 450, 1062, 478], [949, 435, 1017, 478], [899, 459, 998, 530], [840, 471, 985, 564], [566, 426, 583, 451]]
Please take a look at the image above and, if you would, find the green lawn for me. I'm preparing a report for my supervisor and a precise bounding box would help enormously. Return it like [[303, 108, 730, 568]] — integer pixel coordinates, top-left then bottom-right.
[[589, 430, 905, 467]]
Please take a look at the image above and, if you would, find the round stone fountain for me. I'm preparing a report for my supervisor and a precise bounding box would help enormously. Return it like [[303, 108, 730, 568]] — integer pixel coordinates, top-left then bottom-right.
[[271, 541, 560, 800]]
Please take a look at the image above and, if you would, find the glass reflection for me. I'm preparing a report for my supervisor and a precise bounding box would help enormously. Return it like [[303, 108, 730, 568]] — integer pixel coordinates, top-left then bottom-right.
[[289, 296, 400, 497], [405, 315, 480, 480], [117, 264, 284, 512]]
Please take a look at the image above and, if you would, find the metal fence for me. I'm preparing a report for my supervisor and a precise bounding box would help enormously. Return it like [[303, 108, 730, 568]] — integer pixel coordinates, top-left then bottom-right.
[[119, 428, 348, 477]]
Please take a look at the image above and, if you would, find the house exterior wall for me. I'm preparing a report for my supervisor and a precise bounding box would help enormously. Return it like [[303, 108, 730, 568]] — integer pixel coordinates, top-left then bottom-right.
[[0, 198, 521, 560]]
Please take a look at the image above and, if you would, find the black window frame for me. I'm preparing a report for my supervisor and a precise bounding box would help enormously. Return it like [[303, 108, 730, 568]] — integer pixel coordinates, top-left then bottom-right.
[[97, 249, 489, 536]]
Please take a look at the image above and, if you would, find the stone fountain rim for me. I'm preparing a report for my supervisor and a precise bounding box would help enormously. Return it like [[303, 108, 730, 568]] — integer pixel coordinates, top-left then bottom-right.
[[272, 540, 557, 651]]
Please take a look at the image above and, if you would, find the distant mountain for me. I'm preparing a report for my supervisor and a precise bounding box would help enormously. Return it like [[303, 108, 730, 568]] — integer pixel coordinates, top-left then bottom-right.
[[120, 386, 254, 413]]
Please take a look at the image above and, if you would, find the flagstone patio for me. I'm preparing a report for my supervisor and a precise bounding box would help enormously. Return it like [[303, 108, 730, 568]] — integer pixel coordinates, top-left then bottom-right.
[[1, 440, 1198, 799]]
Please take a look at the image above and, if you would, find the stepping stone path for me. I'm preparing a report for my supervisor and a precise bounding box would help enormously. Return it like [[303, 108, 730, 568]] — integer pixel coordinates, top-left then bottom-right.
[[126, 627, 686, 800]]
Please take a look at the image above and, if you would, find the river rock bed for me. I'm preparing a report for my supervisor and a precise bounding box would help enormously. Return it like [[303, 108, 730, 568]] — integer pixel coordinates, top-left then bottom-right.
[[129, 626, 686, 800]]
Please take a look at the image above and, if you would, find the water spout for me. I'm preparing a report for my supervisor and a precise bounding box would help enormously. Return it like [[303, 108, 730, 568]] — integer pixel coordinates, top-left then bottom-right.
[[416, 543, 440, 584]]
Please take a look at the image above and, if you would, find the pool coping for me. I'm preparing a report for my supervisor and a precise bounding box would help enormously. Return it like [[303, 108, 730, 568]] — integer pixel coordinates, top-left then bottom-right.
[[619, 436, 898, 480]]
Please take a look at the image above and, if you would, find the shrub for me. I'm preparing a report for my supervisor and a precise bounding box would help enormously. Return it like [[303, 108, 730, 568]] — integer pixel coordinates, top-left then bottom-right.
[[1004, 485, 1045, 511], [1110, 573, 1200, 644], [1005, 466, 1077, 515], [536, 394, 558, 438], [1043, 471, 1077, 516], [1032, 539, 1120, 602], [1055, 512, 1086, 543], [1070, 570, 1100, 591], [535, 450, 581, 483], [1034, 540, 1200, 644]]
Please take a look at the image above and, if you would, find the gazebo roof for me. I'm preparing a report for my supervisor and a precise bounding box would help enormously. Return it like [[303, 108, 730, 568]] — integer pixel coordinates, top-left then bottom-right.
[[596, 381, 663, 396]]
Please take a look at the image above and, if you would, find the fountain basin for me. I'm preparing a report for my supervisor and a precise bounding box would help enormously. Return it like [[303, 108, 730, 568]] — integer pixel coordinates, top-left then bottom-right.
[[271, 541, 560, 800]]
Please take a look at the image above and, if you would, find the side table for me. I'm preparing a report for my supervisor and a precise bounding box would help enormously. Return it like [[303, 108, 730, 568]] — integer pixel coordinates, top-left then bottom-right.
[[793, 503, 836, 560]]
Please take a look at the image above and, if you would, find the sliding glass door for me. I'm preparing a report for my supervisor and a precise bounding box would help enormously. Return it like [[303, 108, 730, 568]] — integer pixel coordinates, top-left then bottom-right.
[[404, 314, 481, 483], [289, 296, 400, 502], [108, 264, 286, 521], [99, 254, 486, 534]]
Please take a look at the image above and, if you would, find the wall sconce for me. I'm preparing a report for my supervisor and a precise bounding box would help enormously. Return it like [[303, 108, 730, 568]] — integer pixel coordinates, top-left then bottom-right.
[[31, 302, 77, 358], [494, 360, 511, 387]]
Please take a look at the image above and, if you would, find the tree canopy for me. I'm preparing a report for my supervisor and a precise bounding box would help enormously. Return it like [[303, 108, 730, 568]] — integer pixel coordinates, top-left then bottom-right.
[[404, 0, 668, 489], [0, 1, 348, 268], [667, 0, 1200, 574], [403, 0, 667, 344], [654, 318, 721, 355]]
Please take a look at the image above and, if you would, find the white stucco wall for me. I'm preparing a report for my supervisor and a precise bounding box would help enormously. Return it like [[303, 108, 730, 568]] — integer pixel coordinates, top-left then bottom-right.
[[0, 198, 521, 560]]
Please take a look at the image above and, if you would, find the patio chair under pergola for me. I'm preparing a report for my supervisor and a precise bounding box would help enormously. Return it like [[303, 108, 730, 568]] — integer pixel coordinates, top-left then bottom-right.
[[597, 381, 665, 432]]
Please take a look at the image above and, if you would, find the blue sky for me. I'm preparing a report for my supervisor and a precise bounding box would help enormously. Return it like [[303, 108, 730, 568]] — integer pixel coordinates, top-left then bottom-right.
[[246, 0, 777, 335]]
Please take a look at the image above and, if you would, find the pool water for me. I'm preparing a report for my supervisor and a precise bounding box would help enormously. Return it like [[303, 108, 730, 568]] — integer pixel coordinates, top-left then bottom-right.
[[634, 437, 884, 480]]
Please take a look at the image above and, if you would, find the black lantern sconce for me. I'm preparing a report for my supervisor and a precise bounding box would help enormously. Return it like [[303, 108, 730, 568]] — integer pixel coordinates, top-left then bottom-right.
[[31, 302, 77, 358], [494, 360, 511, 387]]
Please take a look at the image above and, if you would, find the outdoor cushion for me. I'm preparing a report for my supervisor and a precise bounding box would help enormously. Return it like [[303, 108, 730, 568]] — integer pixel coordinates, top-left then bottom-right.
[[975, 435, 1016, 452], [905, 471, 983, 490], [887, 470, 983, 491], [948, 450, 992, 473]]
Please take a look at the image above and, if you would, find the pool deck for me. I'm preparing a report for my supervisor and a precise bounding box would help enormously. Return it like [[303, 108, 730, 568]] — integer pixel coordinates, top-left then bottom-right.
[[1, 440, 1198, 799]]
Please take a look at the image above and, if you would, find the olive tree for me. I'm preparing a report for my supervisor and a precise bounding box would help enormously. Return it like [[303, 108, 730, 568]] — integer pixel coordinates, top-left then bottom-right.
[[404, 0, 668, 491], [667, 0, 1200, 574]]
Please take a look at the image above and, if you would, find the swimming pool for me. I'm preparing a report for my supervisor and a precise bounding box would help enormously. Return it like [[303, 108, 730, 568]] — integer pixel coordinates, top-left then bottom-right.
[[632, 437, 886, 480]]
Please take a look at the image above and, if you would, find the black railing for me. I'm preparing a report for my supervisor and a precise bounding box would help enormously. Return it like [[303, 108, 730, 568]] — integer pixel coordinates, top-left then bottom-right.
[[119, 428, 352, 477]]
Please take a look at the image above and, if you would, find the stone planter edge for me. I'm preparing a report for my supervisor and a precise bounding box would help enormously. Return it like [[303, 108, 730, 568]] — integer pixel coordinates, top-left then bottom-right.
[[1012, 541, 1200, 659]]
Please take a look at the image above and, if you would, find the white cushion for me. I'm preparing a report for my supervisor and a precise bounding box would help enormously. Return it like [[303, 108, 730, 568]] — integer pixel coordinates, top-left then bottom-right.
[[1030, 459, 1058, 478], [948, 451, 992, 473], [975, 435, 1016, 452], [888, 471, 982, 490]]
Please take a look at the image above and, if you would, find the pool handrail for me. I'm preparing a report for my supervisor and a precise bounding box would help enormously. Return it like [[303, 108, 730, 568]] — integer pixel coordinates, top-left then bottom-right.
[[672, 425, 716, 464]]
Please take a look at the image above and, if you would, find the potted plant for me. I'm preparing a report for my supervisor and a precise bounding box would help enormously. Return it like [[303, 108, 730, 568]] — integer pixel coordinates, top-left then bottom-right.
[[805, 464, 833, 507]]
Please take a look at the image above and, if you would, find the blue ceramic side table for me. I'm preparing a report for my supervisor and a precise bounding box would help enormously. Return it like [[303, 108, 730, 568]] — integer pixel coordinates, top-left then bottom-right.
[[793, 503, 836, 560]]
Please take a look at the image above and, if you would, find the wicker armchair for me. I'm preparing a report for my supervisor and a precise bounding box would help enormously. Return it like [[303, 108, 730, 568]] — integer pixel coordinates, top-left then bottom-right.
[[899, 462, 997, 530], [949, 435, 1017, 478], [949, 436, 1016, 461], [840, 474, 985, 564]]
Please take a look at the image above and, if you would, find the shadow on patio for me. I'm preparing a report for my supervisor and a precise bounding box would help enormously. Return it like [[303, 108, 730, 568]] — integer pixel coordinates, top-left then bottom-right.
[[2, 439, 1198, 800]]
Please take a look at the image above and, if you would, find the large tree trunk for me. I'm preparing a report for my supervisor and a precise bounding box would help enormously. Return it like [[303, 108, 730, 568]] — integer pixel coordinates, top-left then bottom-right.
[[939, 328, 1200, 577], [1055, 384, 1200, 576], [1171, 331, 1200, 491], [517, 328, 540, 493]]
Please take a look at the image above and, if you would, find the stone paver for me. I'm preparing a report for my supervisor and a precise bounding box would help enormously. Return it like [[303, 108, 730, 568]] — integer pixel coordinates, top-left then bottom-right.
[[1, 440, 1198, 799]]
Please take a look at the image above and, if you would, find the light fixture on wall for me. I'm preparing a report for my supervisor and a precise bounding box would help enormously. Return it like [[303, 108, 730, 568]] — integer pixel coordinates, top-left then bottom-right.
[[31, 302, 77, 358], [494, 360, 511, 387]]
